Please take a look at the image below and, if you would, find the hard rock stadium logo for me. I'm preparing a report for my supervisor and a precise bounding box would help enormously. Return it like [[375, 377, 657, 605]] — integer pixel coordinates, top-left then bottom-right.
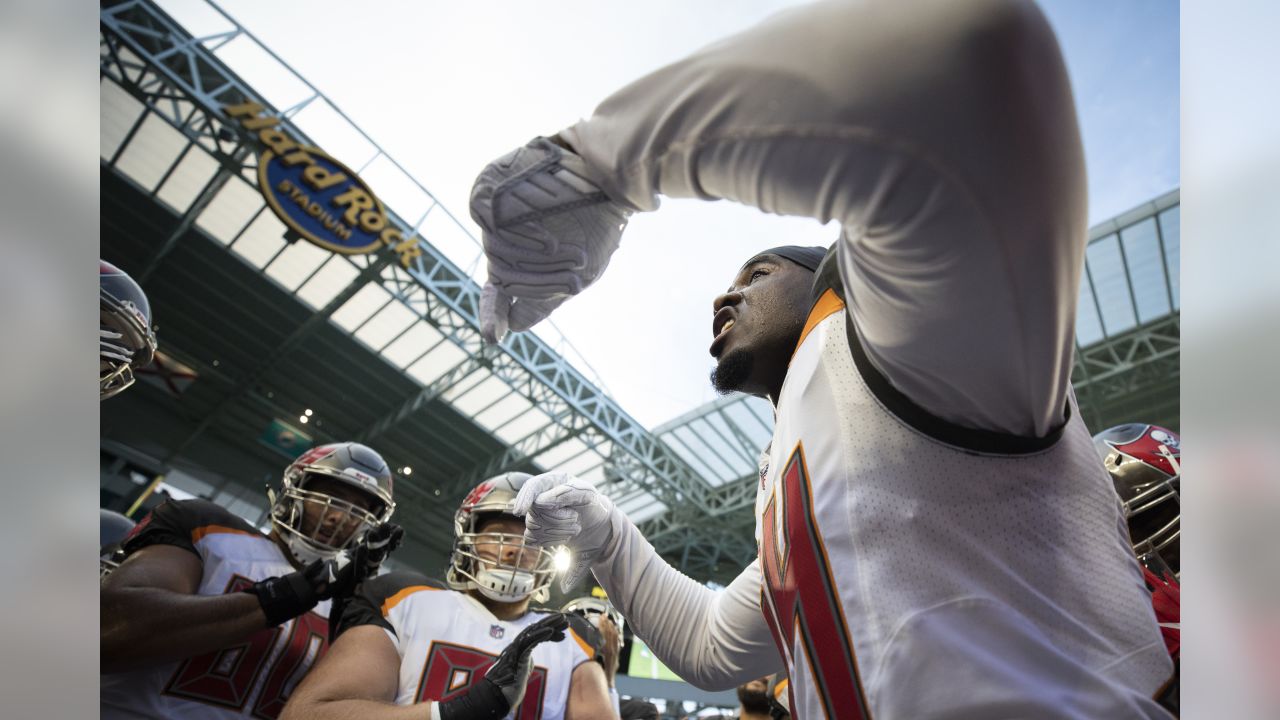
[[222, 101, 423, 268]]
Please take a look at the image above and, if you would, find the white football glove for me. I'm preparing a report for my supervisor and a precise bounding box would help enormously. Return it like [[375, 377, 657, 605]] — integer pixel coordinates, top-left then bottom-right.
[[511, 472, 620, 591], [469, 137, 632, 343]]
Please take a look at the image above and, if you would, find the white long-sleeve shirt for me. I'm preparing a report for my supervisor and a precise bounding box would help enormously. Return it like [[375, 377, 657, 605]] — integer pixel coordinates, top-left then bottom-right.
[[559, 0, 1173, 717]]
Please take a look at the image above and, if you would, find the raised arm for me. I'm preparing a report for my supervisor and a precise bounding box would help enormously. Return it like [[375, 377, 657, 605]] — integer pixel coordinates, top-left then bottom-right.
[[476, 0, 1085, 436], [564, 0, 1083, 437]]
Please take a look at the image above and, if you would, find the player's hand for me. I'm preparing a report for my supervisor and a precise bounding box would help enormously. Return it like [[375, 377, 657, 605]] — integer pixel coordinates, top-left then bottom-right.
[[434, 613, 569, 720], [598, 614, 622, 687], [311, 522, 404, 600], [246, 523, 404, 626], [469, 136, 632, 343], [511, 472, 619, 591]]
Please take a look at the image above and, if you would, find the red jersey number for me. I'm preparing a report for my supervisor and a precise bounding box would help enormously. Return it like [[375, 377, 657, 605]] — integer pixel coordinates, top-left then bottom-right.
[[759, 445, 870, 719], [416, 641, 547, 720], [163, 575, 329, 719]]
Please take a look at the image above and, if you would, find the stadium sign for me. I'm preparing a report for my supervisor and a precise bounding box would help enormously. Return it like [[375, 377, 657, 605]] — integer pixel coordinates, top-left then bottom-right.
[[222, 101, 423, 268]]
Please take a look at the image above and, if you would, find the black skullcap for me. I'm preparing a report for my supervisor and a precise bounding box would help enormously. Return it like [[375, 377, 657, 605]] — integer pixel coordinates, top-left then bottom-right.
[[741, 245, 829, 274]]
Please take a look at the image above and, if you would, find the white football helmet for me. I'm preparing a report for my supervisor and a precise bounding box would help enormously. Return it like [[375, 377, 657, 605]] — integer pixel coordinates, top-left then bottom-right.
[[269, 442, 396, 565], [446, 472, 556, 603], [561, 596, 624, 635]]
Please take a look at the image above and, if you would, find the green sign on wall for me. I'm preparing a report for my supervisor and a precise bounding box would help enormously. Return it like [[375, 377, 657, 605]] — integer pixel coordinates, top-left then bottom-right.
[[259, 418, 313, 459]]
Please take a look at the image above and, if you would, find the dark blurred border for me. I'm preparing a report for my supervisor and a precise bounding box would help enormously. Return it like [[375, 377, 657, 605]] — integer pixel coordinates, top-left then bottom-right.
[[0, 0, 98, 716]]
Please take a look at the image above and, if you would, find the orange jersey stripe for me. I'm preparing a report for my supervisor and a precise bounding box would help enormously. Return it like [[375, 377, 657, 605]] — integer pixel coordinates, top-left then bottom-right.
[[568, 628, 596, 660], [189, 524, 261, 544], [381, 585, 439, 617], [793, 289, 845, 360]]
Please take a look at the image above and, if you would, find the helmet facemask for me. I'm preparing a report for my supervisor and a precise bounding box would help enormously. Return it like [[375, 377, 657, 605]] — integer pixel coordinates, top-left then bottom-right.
[[270, 474, 388, 565], [1120, 472, 1180, 579], [562, 596, 624, 635], [1095, 423, 1182, 579], [99, 284, 156, 401], [449, 513, 555, 604], [270, 443, 396, 565]]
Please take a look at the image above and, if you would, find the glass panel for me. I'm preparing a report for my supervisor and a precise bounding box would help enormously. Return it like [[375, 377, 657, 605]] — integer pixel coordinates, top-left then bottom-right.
[[330, 282, 391, 332], [1120, 218, 1172, 323], [381, 321, 444, 369], [229, 212, 287, 268], [114, 112, 188, 191], [100, 79, 145, 161], [1158, 206, 1180, 310], [296, 256, 359, 309], [264, 238, 330, 291], [195, 176, 263, 244], [491, 406, 555, 445], [1085, 234, 1137, 335], [1075, 273, 1104, 346], [473, 392, 535, 433], [663, 427, 728, 485], [353, 300, 416, 351], [405, 339, 468, 386], [448, 374, 510, 415], [155, 144, 221, 214]]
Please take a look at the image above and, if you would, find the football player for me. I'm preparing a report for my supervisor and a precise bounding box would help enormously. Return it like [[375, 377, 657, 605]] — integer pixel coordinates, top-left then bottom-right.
[[1095, 422, 1182, 713], [1094, 423, 1182, 580], [100, 259, 156, 400], [469, 0, 1174, 716], [282, 472, 614, 720], [101, 442, 402, 719], [562, 595, 624, 715]]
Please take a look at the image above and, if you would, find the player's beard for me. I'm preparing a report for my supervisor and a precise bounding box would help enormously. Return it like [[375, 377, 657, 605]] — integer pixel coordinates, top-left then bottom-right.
[[736, 685, 771, 714], [710, 348, 754, 394]]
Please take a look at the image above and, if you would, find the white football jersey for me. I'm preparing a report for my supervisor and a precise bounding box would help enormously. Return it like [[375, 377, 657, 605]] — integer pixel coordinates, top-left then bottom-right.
[[101, 499, 331, 720], [756, 258, 1174, 719], [339, 571, 598, 720]]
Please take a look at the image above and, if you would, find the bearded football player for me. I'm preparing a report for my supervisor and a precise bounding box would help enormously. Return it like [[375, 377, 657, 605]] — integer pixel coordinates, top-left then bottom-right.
[[469, 0, 1174, 716], [101, 442, 402, 719], [282, 472, 613, 720]]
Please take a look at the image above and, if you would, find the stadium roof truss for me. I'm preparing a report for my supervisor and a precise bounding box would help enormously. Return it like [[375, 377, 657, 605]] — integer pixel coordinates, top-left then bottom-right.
[[1072, 190, 1181, 432], [100, 0, 749, 577], [100, 0, 1179, 583]]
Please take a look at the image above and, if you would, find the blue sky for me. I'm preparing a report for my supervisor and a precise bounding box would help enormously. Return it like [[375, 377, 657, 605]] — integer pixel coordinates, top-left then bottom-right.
[[163, 0, 1179, 428]]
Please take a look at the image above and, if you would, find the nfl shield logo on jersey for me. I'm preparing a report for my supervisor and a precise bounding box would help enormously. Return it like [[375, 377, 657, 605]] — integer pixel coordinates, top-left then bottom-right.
[[490, 624, 505, 639]]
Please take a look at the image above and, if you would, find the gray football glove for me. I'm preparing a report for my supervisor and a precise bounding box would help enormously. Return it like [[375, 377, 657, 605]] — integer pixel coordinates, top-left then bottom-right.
[[469, 137, 632, 342]]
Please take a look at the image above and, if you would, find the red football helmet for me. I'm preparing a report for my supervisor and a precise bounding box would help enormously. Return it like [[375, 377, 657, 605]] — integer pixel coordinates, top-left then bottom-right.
[[1093, 423, 1181, 578]]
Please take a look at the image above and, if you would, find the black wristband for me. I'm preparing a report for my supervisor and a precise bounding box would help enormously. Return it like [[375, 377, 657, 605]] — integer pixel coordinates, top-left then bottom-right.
[[244, 572, 318, 627], [437, 677, 509, 720]]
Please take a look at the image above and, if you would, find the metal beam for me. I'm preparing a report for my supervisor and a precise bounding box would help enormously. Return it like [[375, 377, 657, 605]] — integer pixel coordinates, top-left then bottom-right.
[[357, 350, 496, 444]]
